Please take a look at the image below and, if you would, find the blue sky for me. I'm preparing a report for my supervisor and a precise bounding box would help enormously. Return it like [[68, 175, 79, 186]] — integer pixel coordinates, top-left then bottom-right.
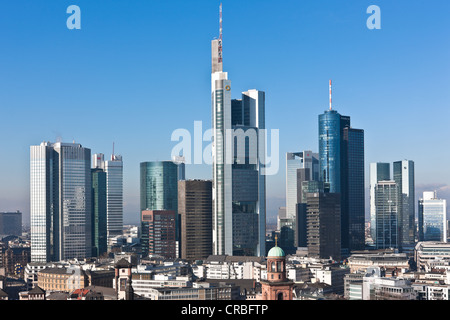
[[0, 0, 449, 225]]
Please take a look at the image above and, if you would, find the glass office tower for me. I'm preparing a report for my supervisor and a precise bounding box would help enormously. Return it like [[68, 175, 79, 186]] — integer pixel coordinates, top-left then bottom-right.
[[369, 163, 391, 242], [419, 191, 447, 242], [319, 110, 342, 194], [91, 168, 107, 257], [319, 108, 365, 253], [375, 181, 400, 249], [393, 160, 415, 249], [211, 10, 266, 257], [30, 142, 92, 262], [140, 161, 179, 212], [344, 127, 365, 251], [140, 161, 179, 258]]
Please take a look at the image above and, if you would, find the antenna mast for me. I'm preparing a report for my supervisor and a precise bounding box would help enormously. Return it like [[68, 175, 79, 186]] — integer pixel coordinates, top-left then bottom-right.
[[329, 79, 332, 110], [112, 142, 115, 161], [218, 3, 223, 64]]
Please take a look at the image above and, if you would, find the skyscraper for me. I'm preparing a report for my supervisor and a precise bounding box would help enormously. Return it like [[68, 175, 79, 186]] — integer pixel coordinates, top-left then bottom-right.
[[93, 152, 124, 242], [369, 162, 391, 242], [393, 160, 415, 249], [284, 151, 319, 249], [211, 5, 266, 257], [418, 191, 447, 242], [375, 181, 400, 249], [178, 180, 213, 261], [318, 82, 365, 254], [30, 141, 92, 262], [306, 192, 341, 260], [140, 161, 179, 258], [91, 167, 107, 257]]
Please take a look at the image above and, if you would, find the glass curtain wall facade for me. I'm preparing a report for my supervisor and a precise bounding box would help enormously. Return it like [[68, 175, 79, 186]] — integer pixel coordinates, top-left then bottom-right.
[[393, 160, 415, 248], [30, 142, 92, 262], [419, 192, 447, 242], [91, 168, 107, 257], [140, 161, 179, 258], [369, 163, 391, 242], [319, 109, 365, 253], [375, 181, 400, 249], [104, 155, 123, 241]]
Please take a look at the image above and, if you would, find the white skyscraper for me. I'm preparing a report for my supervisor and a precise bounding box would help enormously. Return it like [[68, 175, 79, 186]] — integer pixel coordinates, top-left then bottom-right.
[[30, 141, 92, 262], [211, 4, 266, 256], [93, 152, 123, 241]]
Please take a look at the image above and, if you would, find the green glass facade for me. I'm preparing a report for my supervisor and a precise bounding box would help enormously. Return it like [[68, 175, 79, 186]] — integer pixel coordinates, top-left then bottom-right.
[[91, 168, 107, 257], [140, 161, 179, 258]]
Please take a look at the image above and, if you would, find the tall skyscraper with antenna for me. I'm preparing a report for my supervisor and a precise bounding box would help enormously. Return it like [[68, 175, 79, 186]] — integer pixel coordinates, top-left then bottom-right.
[[318, 81, 365, 254], [211, 4, 266, 256]]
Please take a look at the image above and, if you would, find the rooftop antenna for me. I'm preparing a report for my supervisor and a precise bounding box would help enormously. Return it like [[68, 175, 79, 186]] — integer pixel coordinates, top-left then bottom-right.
[[112, 142, 115, 161], [218, 3, 223, 64], [329, 79, 332, 110]]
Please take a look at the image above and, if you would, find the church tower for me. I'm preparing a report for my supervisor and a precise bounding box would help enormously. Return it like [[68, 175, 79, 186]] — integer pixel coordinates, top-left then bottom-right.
[[261, 237, 293, 300]]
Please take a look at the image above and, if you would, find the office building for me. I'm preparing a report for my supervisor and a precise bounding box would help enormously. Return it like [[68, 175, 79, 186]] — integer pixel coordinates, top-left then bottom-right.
[[393, 160, 415, 249], [140, 161, 180, 258], [369, 163, 391, 242], [93, 153, 124, 242], [418, 191, 447, 242], [0, 211, 22, 237], [318, 88, 365, 254], [30, 141, 92, 262], [91, 168, 107, 257], [141, 210, 177, 260], [284, 151, 319, 249], [375, 181, 400, 250], [178, 180, 213, 261], [211, 5, 266, 257], [306, 192, 341, 260]]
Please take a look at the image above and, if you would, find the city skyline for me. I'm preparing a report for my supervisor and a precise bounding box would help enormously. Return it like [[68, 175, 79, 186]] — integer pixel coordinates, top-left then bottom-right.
[[1, 1, 449, 225]]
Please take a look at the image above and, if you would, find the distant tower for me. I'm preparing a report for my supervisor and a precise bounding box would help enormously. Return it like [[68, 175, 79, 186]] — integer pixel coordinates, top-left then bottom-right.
[[261, 237, 293, 300]]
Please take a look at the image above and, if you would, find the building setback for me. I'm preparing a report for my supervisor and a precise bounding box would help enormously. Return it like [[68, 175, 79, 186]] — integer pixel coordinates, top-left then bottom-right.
[[178, 180, 213, 262]]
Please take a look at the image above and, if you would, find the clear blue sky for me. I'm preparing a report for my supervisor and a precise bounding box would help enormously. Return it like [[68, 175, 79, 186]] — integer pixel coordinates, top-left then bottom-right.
[[0, 0, 449, 225]]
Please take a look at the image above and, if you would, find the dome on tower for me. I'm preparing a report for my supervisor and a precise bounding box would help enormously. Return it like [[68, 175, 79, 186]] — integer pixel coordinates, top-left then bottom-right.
[[267, 246, 285, 258]]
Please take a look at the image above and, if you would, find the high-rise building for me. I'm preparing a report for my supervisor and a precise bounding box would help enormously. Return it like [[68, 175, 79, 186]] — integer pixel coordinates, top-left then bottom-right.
[[369, 163, 391, 242], [93, 152, 124, 242], [141, 210, 177, 259], [284, 151, 319, 249], [178, 180, 213, 261], [211, 5, 266, 257], [306, 192, 341, 260], [91, 168, 107, 257], [0, 211, 22, 237], [30, 141, 92, 262], [375, 181, 400, 250], [418, 191, 447, 242], [140, 161, 179, 257], [343, 127, 365, 251], [318, 84, 365, 254], [393, 160, 415, 248]]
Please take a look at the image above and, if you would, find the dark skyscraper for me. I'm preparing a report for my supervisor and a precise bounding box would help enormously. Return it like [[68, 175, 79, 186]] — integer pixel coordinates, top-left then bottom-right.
[[178, 180, 213, 261], [91, 168, 107, 257], [306, 192, 341, 260], [318, 82, 365, 254]]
